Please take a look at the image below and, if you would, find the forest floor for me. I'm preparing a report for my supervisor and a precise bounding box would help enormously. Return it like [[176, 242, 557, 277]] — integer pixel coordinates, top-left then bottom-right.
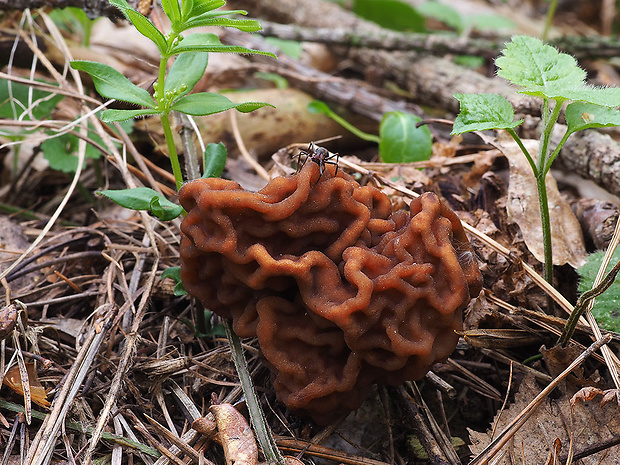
[[2, 0, 620, 464]]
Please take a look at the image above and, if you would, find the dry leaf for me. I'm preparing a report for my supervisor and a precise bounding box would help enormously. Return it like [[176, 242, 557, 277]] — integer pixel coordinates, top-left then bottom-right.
[[498, 137, 587, 268], [209, 403, 258, 465], [469, 375, 620, 464], [3, 362, 50, 408]]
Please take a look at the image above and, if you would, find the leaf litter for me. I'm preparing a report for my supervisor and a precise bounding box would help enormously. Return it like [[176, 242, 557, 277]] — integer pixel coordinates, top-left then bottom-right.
[[2, 2, 620, 465]]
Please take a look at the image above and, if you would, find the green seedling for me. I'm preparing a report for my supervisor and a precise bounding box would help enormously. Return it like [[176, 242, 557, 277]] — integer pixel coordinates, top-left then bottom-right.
[[71, 0, 275, 193], [308, 100, 432, 163], [451, 35, 620, 285]]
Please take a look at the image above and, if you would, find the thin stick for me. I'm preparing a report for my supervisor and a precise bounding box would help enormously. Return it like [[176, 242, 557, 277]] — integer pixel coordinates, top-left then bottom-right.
[[229, 112, 270, 181]]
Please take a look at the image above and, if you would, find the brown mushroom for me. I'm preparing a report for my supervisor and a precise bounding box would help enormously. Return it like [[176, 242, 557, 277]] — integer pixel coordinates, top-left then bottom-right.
[[179, 162, 482, 424]]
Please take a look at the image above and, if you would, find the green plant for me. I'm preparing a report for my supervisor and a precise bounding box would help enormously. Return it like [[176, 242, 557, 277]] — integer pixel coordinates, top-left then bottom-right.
[[451, 35, 620, 285], [71, 0, 274, 191], [308, 100, 433, 163], [68, 2, 284, 462]]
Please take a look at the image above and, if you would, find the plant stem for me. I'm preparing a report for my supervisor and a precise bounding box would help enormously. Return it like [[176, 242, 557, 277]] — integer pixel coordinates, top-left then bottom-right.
[[535, 99, 563, 285], [536, 172, 554, 285], [542, 0, 558, 41], [224, 320, 286, 465], [155, 55, 184, 190], [161, 113, 184, 190]]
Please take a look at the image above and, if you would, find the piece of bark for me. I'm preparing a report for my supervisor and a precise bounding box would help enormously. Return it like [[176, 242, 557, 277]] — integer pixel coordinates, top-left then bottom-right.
[[258, 21, 620, 61], [220, 29, 423, 123], [571, 198, 620, 250], [0, 0, 128, 17]]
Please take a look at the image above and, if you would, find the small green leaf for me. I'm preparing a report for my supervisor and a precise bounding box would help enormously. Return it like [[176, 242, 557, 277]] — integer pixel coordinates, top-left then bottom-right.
[[353, 0, 426, 32], [181, 0, 194, 19], [170, 32, 275, 58], [465, 14, 515, 32], [264, 37, 302, 59], [42, 132, 102, 173], [170, 92, 273, 116], [203, 142, 227, 178], [109, 0, 167, 52], [71, 61, 156, 108], [161, 0, 181, 25], [0, 79, 64, 121], [379, 112, 432, 163], [165, 51, 208, 101], [161, 266, 187, 296], [451, 93, 523, 134], [577, 249, 620, 332], [496, 35, 585, 101], [565, 102, 620, 135], [101, 108, 159, 122], [308, 100, 380, 143], [184, 16, 262, 32], [417, 1, 463, 32], [98, 187, 183, 220], [254, 72, 289, 89], [190, 0, 225, 17]]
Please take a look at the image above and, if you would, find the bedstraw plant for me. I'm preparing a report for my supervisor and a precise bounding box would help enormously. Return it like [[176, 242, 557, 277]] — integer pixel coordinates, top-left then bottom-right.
[[451, 35, 620, 286], [69, 1, 285, 462], [71, 0, 274, 194]]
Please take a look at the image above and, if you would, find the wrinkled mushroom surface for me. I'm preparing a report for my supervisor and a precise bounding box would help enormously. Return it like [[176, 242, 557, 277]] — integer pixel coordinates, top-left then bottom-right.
[[179, 162, 482, 424]]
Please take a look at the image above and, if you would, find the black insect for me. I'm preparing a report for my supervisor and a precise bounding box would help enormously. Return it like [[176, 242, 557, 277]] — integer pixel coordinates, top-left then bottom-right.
[[296, 142, 340, 178]]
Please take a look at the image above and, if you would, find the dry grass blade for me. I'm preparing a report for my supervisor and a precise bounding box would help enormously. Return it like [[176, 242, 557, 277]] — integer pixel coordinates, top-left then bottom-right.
[[25, 304, 115, 465], [468, 334, 612, 465], [82, 257, 159, 465]]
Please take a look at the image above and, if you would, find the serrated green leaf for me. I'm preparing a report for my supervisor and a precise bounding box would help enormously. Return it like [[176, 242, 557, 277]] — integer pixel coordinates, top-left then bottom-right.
[[496, 35, 585, 101], [353, 0, 426, 32], [165, 51, 208, 101], [565, 102, 620, 135], [161, 266, 187, 296], [451, 93, 523, 134], [109, 0, 167, 52], [379, 112, 432, 163], [71, 61, 156, 108], [577, 249, 620, 332], [563, 86, 620, 108], [161, 0, 181, 25], [170, 92, 273, 116], [98, 187, 183, 220], [203, 142, 227, 178], [101, 108, 159, 122]]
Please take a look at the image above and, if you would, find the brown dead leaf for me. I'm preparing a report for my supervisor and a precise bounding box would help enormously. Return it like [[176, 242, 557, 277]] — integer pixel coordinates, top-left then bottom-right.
[[3, 362, 50, 408], [209, 403, 258, 465], [469, 375, 620, 464], [497, 137, 587, 268]]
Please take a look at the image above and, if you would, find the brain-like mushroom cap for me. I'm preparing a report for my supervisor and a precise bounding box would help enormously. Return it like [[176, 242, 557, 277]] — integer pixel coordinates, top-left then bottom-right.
[[179, 162, 482, 423]]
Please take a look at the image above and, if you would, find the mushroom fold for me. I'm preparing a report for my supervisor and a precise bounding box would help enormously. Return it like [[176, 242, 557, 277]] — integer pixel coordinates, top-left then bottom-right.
[[179, 162, 482, 424]]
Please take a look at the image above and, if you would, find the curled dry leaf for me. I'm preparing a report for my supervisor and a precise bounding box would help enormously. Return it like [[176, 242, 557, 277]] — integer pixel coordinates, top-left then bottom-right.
[[0, 303, 18, 341], [499, 137, 587, 268], [209, 403, 258, 465], [3, 362, 50, 408]]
